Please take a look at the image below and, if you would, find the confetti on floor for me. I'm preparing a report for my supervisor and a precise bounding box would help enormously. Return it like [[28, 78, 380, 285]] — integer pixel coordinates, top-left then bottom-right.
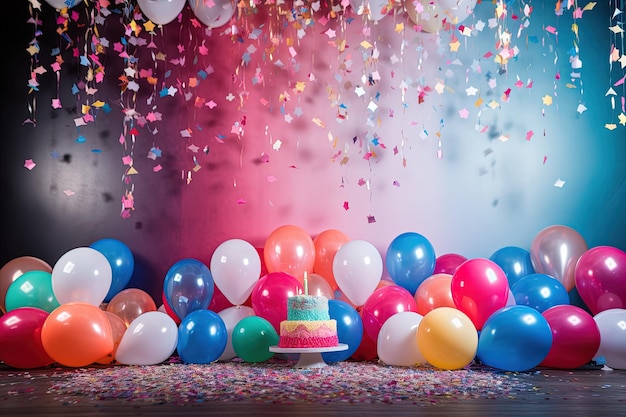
[[47, 359, 538, 406]]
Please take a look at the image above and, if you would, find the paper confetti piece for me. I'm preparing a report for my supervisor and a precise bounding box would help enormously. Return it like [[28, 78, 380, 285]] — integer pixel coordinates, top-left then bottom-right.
[[24, 159, 36, 170], [64, 190, 75, 196], [554, 178, 566, 188]]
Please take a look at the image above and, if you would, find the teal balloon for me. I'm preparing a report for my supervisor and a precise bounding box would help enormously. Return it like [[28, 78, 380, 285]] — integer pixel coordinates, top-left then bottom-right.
[[232, 316, 278, 363], [477, 305, 553, 372], [5, 270, 60, 313], [177, 310, 228, 364], [90, 238, 135, 302]]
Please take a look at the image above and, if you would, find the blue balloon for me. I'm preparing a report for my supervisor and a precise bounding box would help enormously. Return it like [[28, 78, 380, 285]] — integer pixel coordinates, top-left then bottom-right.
[[477, 305, 553, 372], [163, 258, 214, 320], [177, 309, 227, 364], [322, 299, 363, 364], [385, 232, 436, 295], [90, 238, 135, 302], [511, 273, 570, 313], [489, 246, 535, 287]]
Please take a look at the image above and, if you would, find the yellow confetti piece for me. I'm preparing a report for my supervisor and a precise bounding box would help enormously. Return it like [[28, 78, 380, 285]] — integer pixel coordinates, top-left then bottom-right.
[[360, 40, 373, 49], [565, 83, 577, 88], [488, 100, 500, 109], [295, 81, 306, 92], [609, 25, 624, 34], [26, 44, 40, 56], [542, 95, 553, 106], [583, 2, 596, 11], [312, 117, 325, 128], [618, 113, 626, 125], [126, 167, 139, 175], [143, 20, 156, 33], [81, 104, 91, 114], [92, 100, 106, 108], [605, 123, 617, 130], [474, 97, 483, 107], [395, 23, 404, 32], [449, 40, 461, 52]]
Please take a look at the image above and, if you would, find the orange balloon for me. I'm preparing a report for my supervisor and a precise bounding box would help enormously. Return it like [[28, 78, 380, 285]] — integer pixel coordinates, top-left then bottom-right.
[[41, 302, 114, 367], [106, 288, 157, 327], [0, 256, 52, 314], [414, 273, 456, 315], [313, 229, 349, 291], [96, 311, 127, 365], [263, 225, 315, 281]]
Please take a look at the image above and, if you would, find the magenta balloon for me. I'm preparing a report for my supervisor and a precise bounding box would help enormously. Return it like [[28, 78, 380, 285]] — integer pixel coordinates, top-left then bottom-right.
[[540, 305, 600, 369], [0, 307, 54, 369], [575, 246, 626, 315], [434, 253, 467, 275], [451, 258, 509, 331], [250, 272, 302, 333], [361, 285, 418, 342]]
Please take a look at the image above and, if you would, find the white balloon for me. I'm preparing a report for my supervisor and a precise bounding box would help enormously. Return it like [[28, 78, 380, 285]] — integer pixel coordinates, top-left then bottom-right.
[[333, 239, 383, 307], [438, 0, 477, 24], [188, 0, 236, 29], [115, 311, 178, 365], [137, 0, 187, 25], [44, 0, 81, 9], [377, 311, 426, 367], [51, 247, 112, 306], [593, 308, 626, 370], [210, 239, 261, 306], [217, 305, 255, 361]]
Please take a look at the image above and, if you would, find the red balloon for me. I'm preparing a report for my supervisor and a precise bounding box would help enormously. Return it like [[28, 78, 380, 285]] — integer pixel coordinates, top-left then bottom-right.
[[0, 307, 54, 369], [434, 253, 467, 275], [451, 258, 509, 331], [351, 329, 378, 361], [208, 285, 235, 313], [251, 272, 302, 333], [161, 291, 181, 325], [541, 305, 601, 369], [361, 285, 418, 342], [575, 246, 626, 315]]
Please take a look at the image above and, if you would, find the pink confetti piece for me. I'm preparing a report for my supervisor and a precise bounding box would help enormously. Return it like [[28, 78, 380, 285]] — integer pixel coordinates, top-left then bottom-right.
[[236, 199, 247, 205], [63, 190, 75, 196], [526, 130, 534, 141], [343, 201, 349, 210], [24, 159, 36, 170]]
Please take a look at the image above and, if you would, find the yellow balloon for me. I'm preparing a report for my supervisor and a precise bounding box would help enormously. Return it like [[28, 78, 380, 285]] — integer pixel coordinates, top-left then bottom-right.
[[416, 307, 478, 370]]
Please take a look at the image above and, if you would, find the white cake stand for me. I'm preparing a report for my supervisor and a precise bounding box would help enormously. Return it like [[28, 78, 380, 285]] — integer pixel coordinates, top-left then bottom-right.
[[269, 344, 348, 368]]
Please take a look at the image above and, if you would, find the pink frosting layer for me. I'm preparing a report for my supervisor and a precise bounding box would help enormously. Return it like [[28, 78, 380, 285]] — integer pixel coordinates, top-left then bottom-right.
[[278, 335, 339, 348]]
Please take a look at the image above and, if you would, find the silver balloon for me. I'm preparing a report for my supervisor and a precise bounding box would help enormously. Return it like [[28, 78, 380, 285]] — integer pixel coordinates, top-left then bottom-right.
[[530, 225, 588, 292]]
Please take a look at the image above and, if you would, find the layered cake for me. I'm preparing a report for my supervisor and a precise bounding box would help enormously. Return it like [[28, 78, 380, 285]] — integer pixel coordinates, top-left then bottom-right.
[[278, 294, 339, 348]]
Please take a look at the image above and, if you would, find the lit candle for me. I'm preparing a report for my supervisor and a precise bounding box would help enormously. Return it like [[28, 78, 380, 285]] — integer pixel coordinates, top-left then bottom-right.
[[304, 271, 309, 296]]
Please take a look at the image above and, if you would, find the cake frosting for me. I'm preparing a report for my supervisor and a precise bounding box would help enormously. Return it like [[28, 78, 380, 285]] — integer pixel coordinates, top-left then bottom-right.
[[278, 294, 339, 348]]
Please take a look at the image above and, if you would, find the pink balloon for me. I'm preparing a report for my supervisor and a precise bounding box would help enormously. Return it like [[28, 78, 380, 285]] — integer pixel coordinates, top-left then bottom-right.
[[530, 225, 588, 292], [361, 285, 418, 342], [250, 272, 302, 333], [575, 246, 626, 315], [434, 253, 467, 275], [540, 305, 600, 369], [451, 258, 509, 330], [0, 307, 54, 369]]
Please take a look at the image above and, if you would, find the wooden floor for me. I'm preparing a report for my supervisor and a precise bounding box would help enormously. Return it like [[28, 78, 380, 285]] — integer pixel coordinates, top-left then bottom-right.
[[1, 363, 625, 417]]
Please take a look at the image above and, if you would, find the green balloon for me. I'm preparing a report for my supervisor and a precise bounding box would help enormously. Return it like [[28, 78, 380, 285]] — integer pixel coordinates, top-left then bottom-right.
[[232, 316, 279, 363], [5, 270, 60, 313]]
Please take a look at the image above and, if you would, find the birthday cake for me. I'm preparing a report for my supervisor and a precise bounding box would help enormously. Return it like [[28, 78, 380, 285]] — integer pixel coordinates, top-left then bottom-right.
[[278, 294, 339, 348]]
